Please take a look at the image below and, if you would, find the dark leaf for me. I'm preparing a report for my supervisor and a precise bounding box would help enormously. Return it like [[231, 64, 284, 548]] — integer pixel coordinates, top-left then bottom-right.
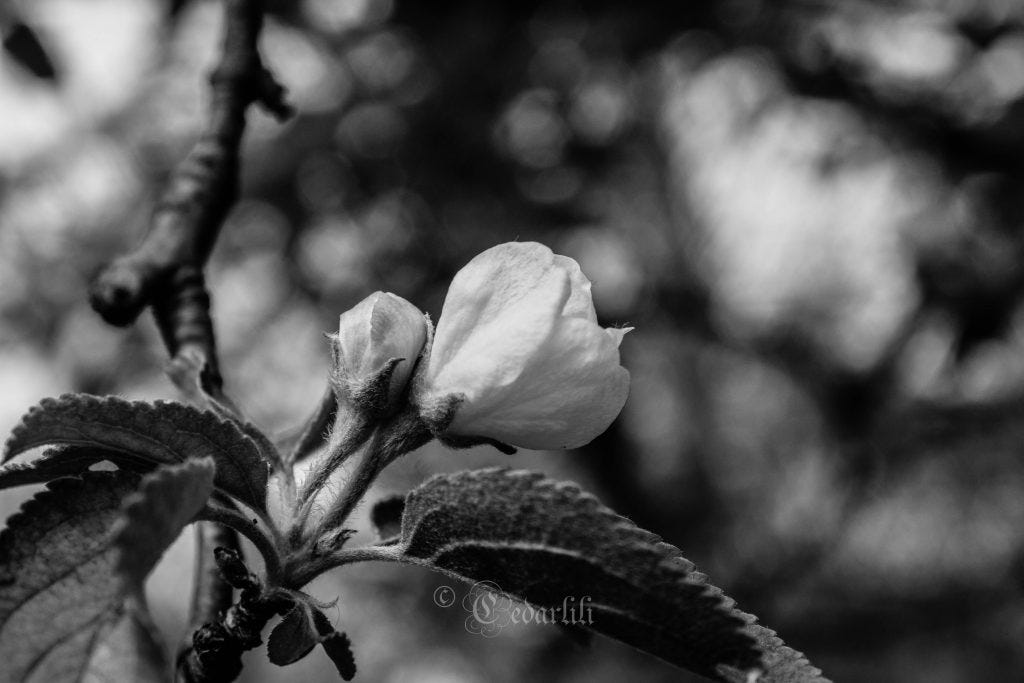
[[369, 494, 405, 542], [556, 622, 594, 648], [0, 471, 170, 682], [394, 468, 826, 682], [111, 458, 216, 589], [238, 420, 285, 472], [167, 348, 285, 470], [715, 607, 827, 683], [3, 394, 269, 511], [267, 601, 322, 666], [2, 22, 58, 82], [321, 631, 356, 681], [266, 597, 356, 680], [0, 447, 109, 491]]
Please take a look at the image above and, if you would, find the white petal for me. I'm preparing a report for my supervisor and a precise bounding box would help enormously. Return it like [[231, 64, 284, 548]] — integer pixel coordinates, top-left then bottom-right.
[[422, 271, 570, 409], [604, 326, 632, 347], [420, 241, 631, 449], [336, 291, 380, 367], [426, 242, 567, 380], [553, 254, 597, 323], [447, 316, 630, 449], [369, 293, 427, 361], [336, 291, 427, 405], [368, 292, 428, 394]]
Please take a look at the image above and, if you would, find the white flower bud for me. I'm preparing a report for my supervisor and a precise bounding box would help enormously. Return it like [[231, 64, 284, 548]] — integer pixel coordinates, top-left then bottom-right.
[[415, 242, 630, 450], [333, 291, 428, 412]]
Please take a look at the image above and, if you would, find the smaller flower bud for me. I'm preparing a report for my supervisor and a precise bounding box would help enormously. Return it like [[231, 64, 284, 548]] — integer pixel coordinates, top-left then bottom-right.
[[331, 291, 428, 416]]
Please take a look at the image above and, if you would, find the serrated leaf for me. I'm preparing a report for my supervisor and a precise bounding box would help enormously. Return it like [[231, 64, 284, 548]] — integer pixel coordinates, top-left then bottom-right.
[[267, 601, 322, 666], [394, 468, 826, 682], [321, 631, 356, 681], [4, 394, 268, 511], [0, 447, 109, 491], [167, 348, 285, 470], [267, 597, 355, 680], [369, 494, 404, 542], [111, 458, 215, 589], [237, 420, 284, 471], [715, 606, 827, 683], [0, 470, 170, 682]]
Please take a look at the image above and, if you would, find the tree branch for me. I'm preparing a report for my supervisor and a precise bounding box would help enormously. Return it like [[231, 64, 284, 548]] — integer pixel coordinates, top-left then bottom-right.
[[89, 0, 292, 338], [87, 1, 292, 681]]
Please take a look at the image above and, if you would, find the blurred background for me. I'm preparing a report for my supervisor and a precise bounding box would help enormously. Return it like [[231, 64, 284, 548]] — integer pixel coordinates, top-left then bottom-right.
[[3, 0, 1024, 680]]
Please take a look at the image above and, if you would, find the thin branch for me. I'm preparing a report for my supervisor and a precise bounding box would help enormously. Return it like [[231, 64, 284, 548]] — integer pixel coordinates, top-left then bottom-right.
[[86, 1, 292, 680], [89, 0, 292, 336]]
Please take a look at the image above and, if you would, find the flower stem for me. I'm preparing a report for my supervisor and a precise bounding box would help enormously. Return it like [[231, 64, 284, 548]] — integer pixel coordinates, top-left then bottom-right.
[[289, 414, 373, 544], [309, 411, 433, 546], [283, 411, 433, 587], [286, 545, 399, 590], [196, 504, 284, 586], [317, 428, 388, 535], [286, 384, 338, 465]]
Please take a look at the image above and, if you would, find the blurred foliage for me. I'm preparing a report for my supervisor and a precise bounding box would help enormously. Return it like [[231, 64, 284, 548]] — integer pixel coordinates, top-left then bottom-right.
[[4, 0, 1024, 681]]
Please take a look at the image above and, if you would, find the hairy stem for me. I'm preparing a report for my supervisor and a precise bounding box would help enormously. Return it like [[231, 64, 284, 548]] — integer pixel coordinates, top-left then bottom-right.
[[287, 384, 339, 465], [290, 413, 373, 537], [293, 412, 432, 567], [286, 545, 399, 590], [298, 408, 433, 552], [196, 504, 285, 586], [316, 429, 387, 536]]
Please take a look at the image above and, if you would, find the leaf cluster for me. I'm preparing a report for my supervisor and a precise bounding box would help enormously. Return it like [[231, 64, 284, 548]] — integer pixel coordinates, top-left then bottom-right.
[[0, 394, 826, 682]]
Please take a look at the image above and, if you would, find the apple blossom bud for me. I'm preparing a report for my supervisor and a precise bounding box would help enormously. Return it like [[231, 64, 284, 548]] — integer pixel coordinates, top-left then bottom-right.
[[332, 291, 428, 414], [414, 242, 630, 450]]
